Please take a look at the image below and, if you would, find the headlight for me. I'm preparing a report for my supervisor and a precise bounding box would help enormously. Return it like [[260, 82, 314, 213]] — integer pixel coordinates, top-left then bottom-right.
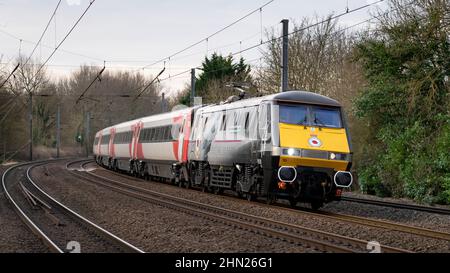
[[330, 152, 336, 160], [328, 152, 350, 161], [287, 148, 295, 156], [282, 148, 301, 156]]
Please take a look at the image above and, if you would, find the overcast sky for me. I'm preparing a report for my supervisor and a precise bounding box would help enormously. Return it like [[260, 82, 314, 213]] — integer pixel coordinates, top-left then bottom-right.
[[0, 0, 387, 94]]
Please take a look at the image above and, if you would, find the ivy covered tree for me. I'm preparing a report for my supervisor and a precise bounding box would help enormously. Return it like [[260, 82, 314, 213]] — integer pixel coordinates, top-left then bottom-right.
[[354, 0, 450, 203]]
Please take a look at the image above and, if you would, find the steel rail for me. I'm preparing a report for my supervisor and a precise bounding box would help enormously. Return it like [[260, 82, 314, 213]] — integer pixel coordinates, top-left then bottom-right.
[[90, 160, 450, 243], [340, 196, 450, 216], [70, 160, 410, 253], [2, 159, 144, 253], [2, 160, 65, 253], [27, 161, 145, 253]]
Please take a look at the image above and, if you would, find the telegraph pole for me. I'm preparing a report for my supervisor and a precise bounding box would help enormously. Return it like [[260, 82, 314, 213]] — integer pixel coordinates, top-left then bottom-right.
[[56, 104, 61, 158], [29, 92, 33, 161], [281, 19, 289, 92], [190, 68, 196, 106]]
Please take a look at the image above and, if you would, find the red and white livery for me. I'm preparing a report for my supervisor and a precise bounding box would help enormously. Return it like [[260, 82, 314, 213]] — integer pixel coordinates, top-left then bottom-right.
[[93, 106, 195, 180]]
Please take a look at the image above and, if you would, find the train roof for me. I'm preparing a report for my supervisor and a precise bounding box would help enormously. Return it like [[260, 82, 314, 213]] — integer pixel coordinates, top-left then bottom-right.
[[113, 106, 196, 131], [268, 90, 341, 107], [200, 90, 341, 113], [95, 91, 340, 135]]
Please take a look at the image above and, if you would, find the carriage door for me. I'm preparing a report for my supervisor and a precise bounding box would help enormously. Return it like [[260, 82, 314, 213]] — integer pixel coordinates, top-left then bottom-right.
[[131, 123, 140, 159], [258, 102, 271, 154], [178, 116, 186, 162]]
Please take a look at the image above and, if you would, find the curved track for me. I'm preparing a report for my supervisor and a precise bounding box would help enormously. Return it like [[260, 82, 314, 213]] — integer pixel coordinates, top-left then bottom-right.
[[66, 159, 410, 253], [2, 159, 144, 253], [87, 160, 450, 243], [340, 196, 450, 216]]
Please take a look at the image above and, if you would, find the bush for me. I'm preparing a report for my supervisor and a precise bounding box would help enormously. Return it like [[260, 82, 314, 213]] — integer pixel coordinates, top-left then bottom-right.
[[353, 0, 450, 204]]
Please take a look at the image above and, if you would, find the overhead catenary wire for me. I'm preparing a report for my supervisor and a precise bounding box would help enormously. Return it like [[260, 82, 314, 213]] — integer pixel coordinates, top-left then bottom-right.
[[5, 0, 389, 100], [158, 1, 384, 84], [75, 62, 106, 104], [154, 0, 397, 86], [133, 67, 166, 101], [140, 0, 275, 71], [33, 0, 97, 81], [228, 0, 386, 59], [0, 29, 105, 62], [0, 63, 20, 90], [23, 0, 62, 67]]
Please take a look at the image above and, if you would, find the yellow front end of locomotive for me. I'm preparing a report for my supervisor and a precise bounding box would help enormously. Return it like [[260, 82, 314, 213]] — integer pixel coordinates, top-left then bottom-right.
[[278, 123, 351, 171]]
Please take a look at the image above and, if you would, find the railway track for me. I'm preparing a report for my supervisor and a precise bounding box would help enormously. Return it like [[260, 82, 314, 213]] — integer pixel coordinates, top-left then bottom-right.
[[86, 160, 450, 243], [65, 159, 409, 253], [340, 196, 450, 216], [1, 159, 144, 253]]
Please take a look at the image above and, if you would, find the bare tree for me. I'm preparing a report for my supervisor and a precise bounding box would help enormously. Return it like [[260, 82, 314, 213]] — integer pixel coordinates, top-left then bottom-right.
[[257, 16, 362, 99]]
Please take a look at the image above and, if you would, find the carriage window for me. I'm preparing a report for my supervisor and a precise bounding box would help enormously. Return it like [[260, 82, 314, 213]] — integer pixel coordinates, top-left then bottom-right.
[[221, 113, 226, 131], [180, 119, 185, 134], [160, 127, 165, 141], [244, 112, 249, 138], [172, 124, 180, 140], [151, 128, 156, 141], [147, 128, 151, 141], [156, 128, 161, 141], [165, 126, 171, 140], [163, 126, 168, 141], [146, 129, 150, 141], [101, 134, 110, 145]]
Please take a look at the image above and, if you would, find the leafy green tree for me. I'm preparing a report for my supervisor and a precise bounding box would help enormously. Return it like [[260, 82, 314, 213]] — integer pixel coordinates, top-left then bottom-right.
[[354, 0, 450, 203], [196, 53, 251, 93], [178, 53, 253, 105]]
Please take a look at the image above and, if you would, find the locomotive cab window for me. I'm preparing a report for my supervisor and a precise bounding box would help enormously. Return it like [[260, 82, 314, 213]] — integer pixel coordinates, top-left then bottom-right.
[[311, 106, 342, 128], [279, 104, 342, 128], [279, 104, 308, 125]]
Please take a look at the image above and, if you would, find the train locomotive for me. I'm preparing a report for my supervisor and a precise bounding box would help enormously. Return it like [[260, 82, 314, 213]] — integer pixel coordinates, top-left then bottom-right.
[[93, 90, 353, 209]]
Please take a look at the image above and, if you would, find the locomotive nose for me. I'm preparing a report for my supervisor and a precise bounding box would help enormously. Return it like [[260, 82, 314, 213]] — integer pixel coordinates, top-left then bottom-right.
[[334, 171, 353, 188]]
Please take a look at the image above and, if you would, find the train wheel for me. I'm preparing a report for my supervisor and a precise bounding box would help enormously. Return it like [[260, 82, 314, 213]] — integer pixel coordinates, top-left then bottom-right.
[[235, 183, 243, 198], [310, 201, 323, 210], [266, 194, 275, 205], [202, 170, 211, 193], [178, 180, 183, 187], [289, 197, 298, 208], [246, 193, 255, 202]]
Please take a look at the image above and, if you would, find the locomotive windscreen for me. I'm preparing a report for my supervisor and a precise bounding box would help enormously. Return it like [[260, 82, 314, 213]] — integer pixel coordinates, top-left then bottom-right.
[[279, 104, 342, 128]]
